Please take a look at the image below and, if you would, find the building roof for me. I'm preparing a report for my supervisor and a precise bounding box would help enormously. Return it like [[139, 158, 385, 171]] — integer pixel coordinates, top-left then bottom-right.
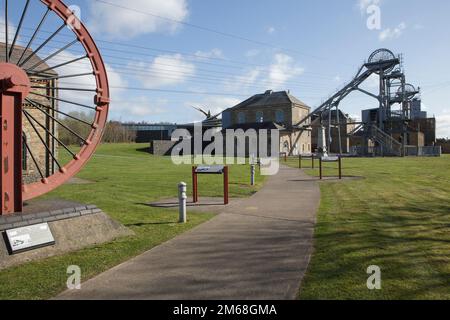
[[229, 90, 310, 111], [224, 121, 286, 131], [0, 43, 58, 76], [178, 118, 222, 129]]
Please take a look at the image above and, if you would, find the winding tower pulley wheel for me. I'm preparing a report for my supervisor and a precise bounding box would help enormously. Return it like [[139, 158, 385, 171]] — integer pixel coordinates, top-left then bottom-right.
[[0, 0, 110, 214], [368, 48, 397, 74], [397, 83, 418, 100]]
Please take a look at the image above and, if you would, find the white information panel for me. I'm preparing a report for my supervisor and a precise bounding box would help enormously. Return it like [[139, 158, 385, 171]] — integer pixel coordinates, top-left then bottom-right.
[[195, 165, 225, 174], [5, 223, 55, 254]]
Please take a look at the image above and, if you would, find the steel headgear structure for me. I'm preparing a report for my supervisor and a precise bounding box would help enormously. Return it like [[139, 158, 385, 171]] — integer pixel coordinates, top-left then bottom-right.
[[0, 0, 110, 215], [293, 48, 419, 157]]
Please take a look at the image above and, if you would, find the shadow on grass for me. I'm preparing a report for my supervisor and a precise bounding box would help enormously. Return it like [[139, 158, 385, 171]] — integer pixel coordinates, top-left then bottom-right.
[[136, 147, 150, 153], [125, 222, 176, 227], [300, 200, 450, 299]]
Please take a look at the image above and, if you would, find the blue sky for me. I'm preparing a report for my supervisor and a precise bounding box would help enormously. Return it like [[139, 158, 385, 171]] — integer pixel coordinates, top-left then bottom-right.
[[4, 0, 450, 137]]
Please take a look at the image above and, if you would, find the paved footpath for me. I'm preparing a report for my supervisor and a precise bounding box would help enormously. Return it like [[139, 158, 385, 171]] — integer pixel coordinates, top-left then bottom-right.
[[57, 166, 320, 300]]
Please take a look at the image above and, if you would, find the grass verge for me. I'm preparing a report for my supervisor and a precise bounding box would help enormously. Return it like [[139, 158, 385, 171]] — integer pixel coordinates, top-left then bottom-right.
[[0, 143, 266, 300], [286, 155, 450, 299]]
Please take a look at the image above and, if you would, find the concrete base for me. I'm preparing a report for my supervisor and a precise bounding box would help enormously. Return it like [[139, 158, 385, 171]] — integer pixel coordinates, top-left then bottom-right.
[[0, 202, 133, 271]]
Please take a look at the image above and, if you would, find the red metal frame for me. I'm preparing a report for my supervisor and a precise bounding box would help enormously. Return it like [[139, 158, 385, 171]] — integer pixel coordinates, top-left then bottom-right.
[[319, 156, 342, 180], [299, 154, 315, 169], [0, 0, 110, 215], [0, 63, 30, 213], [192, 166, 229, 205]]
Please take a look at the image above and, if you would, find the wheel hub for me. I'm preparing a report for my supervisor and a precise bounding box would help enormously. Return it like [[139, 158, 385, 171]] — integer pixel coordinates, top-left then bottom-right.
[[0, 63, 30, 97]]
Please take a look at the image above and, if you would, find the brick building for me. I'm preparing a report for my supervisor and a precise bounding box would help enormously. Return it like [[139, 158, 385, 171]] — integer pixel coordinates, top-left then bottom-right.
[[222, 90, 312, 155], [310, 110, 355, 154], [0, 43, 58, 183]]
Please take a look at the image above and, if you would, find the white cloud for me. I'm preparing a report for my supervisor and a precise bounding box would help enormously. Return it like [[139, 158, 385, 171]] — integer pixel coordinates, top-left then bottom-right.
[[186, 96, 241, 121], [358, 0, 381, 13], [0, 16, 16, 43], [224, 53, 304, 92], [245, 49, 260, 58], [224, 68, 261, 92], [113, 97, 168, 118], [88, 0, 189, 39], [268, 53, 304, 89], [130, 54, 196, 88], [437, 112, 450, 138], [267, 26, 276, 35], [379, 22, 406, 41], [194, 49, 224, 60]]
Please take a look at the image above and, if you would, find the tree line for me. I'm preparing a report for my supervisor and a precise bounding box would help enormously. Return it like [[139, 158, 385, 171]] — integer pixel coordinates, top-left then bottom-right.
[[58, 111, 136, 146]]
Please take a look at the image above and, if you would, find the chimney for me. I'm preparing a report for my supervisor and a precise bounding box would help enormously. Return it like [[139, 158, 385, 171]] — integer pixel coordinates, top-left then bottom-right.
[[265, 90, 273, 95]]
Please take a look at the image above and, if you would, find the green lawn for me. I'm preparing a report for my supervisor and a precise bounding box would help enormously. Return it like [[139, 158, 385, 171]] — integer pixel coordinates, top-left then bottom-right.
[[0, 143, 265, 300], [286, 155, 450, 300]]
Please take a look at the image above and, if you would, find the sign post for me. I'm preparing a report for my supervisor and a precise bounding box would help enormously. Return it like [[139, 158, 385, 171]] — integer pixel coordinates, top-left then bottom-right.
[[192, 166, 229, 205], [319, 156, 343, 180], [250, 164, 256, 186], [299, 154, 315, 169]]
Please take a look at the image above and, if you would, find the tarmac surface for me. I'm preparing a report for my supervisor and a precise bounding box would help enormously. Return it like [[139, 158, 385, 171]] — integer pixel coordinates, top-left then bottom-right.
[[57, 166, 320, 300]]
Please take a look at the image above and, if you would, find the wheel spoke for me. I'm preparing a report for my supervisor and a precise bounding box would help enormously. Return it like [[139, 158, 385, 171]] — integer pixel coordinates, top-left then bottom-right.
[[22, 110, 63, 170], [26, 39, 79, 72], [9, 0, 31, 60], [25, 98, 90, 144], [19, 23, 66, 67], [28, 54, 88, 74], [22, 135, 46, 180], [23, 109, 78, 159], [27, 98, 93, 126], [31, 85, 97, 92], [16, 8, 51, 65], [29, 72, 94, 81], [27, 92, 97, 110], [4, 0, 8, 62]]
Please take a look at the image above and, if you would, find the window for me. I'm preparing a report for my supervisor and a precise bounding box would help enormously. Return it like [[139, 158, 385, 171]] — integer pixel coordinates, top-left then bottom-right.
[[238, 112, 246, 124], [256, 111, 264, 123], [275, 110, 285, 123]]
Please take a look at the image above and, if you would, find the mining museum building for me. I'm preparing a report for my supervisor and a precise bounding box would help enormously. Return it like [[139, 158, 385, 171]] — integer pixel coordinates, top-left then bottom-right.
[[222, 90, 312, 155]]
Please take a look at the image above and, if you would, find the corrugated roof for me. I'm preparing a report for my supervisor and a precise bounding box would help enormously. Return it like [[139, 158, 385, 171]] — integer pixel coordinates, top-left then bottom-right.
[[0, 42, 58, 76], [229, 90, 310, 110]]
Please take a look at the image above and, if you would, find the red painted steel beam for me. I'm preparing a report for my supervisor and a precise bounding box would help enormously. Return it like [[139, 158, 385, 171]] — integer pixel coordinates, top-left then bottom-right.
[[0, 63, 30, 215]]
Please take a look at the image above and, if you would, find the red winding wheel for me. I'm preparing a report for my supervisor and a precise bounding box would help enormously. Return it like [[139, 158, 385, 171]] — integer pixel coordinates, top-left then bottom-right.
[[0, 0, 110, 214]]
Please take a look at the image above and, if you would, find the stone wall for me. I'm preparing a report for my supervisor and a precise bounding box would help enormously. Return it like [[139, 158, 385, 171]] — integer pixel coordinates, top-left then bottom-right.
[[0, 206, 133, 270], [150, 140, 177, 156]]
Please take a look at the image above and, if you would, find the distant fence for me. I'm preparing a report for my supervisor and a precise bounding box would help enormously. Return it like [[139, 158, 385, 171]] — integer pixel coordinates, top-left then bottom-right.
[[404, 146, 442, 157], [350, 146, 441, 157], [436, 142, 450, 154]]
